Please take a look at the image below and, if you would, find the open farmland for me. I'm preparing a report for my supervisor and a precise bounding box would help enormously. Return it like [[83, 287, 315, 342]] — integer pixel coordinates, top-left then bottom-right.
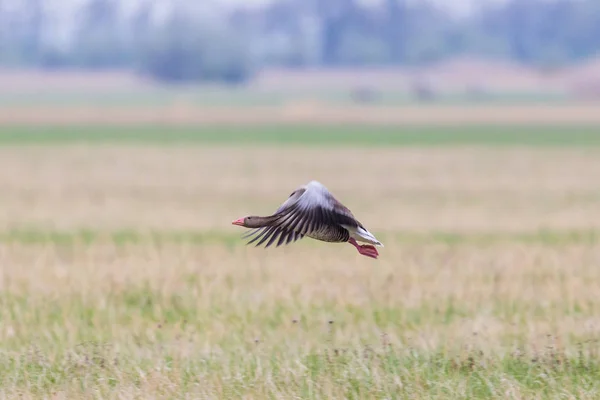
[[0, 124, 599, 398]]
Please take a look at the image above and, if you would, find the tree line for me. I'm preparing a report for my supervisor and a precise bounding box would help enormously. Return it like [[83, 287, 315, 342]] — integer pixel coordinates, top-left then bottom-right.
[[1, 0, 599, 84]]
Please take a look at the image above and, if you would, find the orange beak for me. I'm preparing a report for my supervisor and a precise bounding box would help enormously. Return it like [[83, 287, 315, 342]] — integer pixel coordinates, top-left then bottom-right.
[[232, 217, 245, 226]]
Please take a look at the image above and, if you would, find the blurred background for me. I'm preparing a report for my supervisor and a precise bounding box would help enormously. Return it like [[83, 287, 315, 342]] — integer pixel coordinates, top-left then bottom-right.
[[1, 0, 600, 113]]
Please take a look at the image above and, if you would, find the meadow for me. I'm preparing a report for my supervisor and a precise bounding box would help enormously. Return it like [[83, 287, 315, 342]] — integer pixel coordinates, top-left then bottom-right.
[[0, 121, 599, 399]]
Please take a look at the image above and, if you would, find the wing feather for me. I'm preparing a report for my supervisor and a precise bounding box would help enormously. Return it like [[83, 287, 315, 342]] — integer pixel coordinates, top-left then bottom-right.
[[240, 181, 361, 248]]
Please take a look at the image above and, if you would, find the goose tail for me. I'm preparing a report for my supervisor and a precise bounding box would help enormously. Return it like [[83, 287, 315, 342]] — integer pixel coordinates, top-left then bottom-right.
[[347, 225, 384, 247]]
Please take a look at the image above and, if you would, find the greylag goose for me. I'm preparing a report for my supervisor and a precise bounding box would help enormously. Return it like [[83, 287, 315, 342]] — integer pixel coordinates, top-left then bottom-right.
[[232, 180, 383, 259]]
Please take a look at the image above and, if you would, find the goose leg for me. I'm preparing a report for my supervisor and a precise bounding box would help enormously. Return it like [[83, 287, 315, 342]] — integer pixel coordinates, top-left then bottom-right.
[[348, 238, 379, 259]]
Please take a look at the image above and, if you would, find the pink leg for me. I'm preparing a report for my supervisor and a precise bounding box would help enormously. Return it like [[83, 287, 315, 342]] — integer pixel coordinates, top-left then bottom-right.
[[348, 238, 379, 259]]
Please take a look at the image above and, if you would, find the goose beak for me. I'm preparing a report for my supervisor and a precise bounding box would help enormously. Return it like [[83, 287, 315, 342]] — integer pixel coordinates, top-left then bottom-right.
[[232, 217, 245, 226]]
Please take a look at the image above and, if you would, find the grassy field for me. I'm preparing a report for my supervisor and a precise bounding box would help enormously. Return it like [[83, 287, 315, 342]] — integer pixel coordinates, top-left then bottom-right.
[[1, 124, 600, 398], [2, 125, 600, 146]]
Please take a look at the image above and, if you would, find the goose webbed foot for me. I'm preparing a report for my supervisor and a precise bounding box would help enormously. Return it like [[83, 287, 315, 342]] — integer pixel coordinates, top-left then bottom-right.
[[348, 238, 379, 259]]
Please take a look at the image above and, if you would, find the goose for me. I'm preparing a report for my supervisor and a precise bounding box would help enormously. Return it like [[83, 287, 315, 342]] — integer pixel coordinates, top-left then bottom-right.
[[232, 180, 383, 259]]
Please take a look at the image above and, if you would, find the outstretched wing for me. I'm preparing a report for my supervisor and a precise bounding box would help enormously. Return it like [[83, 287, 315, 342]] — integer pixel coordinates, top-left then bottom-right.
[[241, 188, 307, 247], [243, 182, 360, 248]]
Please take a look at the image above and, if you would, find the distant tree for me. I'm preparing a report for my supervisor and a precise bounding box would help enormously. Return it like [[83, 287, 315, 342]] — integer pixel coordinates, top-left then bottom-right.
[[0, 0, 45, 65], [38, 48, 72, 69], [260, 0, 310, 66], [384, 0, 408, 63], [136, 10, 254, 84], [0, 0, 7, 64], [3, 0, 600, 74], [71, 0, 128, 67], [336, 30, 389, 65], [127, 0, 154, 68], [561, 0, 600, 61], [21, 0, 44, 64], [317, 0, 356, 65]]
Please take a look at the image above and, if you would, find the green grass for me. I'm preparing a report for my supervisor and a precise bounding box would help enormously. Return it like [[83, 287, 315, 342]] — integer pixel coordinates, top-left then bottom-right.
[[1, 125, 600, 147], [1, 228, 598, 247], [0, 241, 598, 398], [0, 228, 239, 247], [1, 230, 598, 397], [1, 343, 598, 398]]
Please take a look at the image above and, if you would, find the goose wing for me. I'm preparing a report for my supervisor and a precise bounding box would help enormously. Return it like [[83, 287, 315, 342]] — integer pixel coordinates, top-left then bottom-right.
[[244, 181, 361, 248]]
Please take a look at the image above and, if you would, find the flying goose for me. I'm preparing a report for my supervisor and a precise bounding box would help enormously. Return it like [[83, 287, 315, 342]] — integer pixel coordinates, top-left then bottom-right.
[[232, 180, 383, 259]]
